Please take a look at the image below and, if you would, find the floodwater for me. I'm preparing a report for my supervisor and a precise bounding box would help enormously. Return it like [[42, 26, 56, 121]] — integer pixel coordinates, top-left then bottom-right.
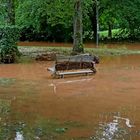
[[18, 41, 140, 50], [0, 46, 140, 139]]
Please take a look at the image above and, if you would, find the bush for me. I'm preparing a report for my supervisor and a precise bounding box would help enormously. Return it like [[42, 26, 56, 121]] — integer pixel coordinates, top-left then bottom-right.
[[0, 26, 20, 63]]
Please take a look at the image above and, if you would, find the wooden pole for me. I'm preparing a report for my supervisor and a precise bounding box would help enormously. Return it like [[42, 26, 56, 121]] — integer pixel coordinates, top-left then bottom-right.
[[95, 0, 99, 48]]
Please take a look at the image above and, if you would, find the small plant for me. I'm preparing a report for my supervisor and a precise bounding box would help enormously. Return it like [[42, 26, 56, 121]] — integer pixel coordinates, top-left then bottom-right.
[[0, 25, 20, 63]]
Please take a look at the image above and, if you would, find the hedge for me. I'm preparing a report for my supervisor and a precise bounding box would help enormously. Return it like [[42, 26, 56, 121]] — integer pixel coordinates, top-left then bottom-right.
[[0, 26, 20, 63]]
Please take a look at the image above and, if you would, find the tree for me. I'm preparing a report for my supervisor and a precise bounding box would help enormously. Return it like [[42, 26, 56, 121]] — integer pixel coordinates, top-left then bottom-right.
[[6, 0, 15, 25], [16, 0, 74, 42], [100, 0, 118, 39], [116, 0, 140, 39], [0, 0, 20, 63], [73, 0, 84, 53], [99, 0, 140, 40], [87, 0, 97, 42], [1, 0, 139, 42]]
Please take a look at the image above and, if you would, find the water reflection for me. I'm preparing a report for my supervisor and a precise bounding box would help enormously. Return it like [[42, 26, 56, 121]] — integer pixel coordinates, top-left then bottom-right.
[[49, 77, 93, 93], [114, 116, 134, 128], [15, 132, 24, 140], [91, 114, 134, 140]]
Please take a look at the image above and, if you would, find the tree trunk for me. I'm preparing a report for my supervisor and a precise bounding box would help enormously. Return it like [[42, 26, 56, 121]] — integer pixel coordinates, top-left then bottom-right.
[[89, 0, 99, 47], [73, 0, 84, 53], [90, 5, 97, 42], [108, 22, 112, 39], [7, 0, 15, 25]]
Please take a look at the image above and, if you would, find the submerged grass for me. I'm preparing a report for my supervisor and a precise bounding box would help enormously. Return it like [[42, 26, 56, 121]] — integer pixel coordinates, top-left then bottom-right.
[[0, 78, 16, 87], [17, 56, 35, 63], [0, 117, 86, 140], [0, 100, 87, 139], [85, 47, 140, 56]]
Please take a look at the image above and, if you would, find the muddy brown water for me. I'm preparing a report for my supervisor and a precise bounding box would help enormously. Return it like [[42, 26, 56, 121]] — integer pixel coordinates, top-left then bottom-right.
[[0, 42, 140, 140], [18, 41, 140, 50], [0, 50, 140, 139]]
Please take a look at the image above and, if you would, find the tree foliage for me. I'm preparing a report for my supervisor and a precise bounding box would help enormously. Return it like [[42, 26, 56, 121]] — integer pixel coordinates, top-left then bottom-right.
[[0, 0, 140, 42], [15, 0, 74, 42], [0, 26, 20, 63]]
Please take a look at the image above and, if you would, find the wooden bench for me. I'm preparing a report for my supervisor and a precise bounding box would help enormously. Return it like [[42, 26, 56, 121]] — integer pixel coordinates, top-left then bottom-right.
[[47, 54, 98, 78], [56, 69, 94, 78]]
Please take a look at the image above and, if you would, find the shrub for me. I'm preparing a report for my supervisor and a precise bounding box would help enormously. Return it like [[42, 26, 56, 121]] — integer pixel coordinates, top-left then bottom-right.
[[0, 26, 20, 63]]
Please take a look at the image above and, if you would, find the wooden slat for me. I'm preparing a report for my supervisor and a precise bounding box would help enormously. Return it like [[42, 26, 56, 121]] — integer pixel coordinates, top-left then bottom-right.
[[57, 69, 94, 76], [47, 67, 55, 73]]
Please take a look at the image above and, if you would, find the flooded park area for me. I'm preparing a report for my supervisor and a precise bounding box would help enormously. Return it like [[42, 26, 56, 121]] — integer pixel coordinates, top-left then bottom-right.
[[0, 43, 140, 139]]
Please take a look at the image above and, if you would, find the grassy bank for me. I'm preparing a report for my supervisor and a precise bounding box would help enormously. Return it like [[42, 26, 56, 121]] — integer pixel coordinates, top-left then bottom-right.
[[18, 46, 140, 57]]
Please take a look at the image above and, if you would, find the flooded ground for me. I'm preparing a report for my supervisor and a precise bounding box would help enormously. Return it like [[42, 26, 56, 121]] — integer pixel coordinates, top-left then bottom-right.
[[0, 52, 140, 139]]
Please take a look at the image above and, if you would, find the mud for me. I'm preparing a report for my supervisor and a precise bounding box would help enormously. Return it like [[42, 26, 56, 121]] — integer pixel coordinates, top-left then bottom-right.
[[0, 54, 140, 139]]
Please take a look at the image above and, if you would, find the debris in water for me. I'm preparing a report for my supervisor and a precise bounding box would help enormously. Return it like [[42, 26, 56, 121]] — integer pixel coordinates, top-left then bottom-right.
[[48, 83, 56, 93], [114, 116, 134, 128], [48, 78, 93, 93]]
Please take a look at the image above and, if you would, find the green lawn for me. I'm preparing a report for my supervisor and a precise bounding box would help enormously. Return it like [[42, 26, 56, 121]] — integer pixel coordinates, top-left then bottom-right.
[[99, 29, 120, 38]]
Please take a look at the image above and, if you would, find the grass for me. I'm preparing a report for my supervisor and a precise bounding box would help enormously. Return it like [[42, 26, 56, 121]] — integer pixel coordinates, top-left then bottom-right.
[[99, 29, 120, 38], [18, 46, 140, 58], [85, 47, 140, 56], [17, 56, 35, 63]]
